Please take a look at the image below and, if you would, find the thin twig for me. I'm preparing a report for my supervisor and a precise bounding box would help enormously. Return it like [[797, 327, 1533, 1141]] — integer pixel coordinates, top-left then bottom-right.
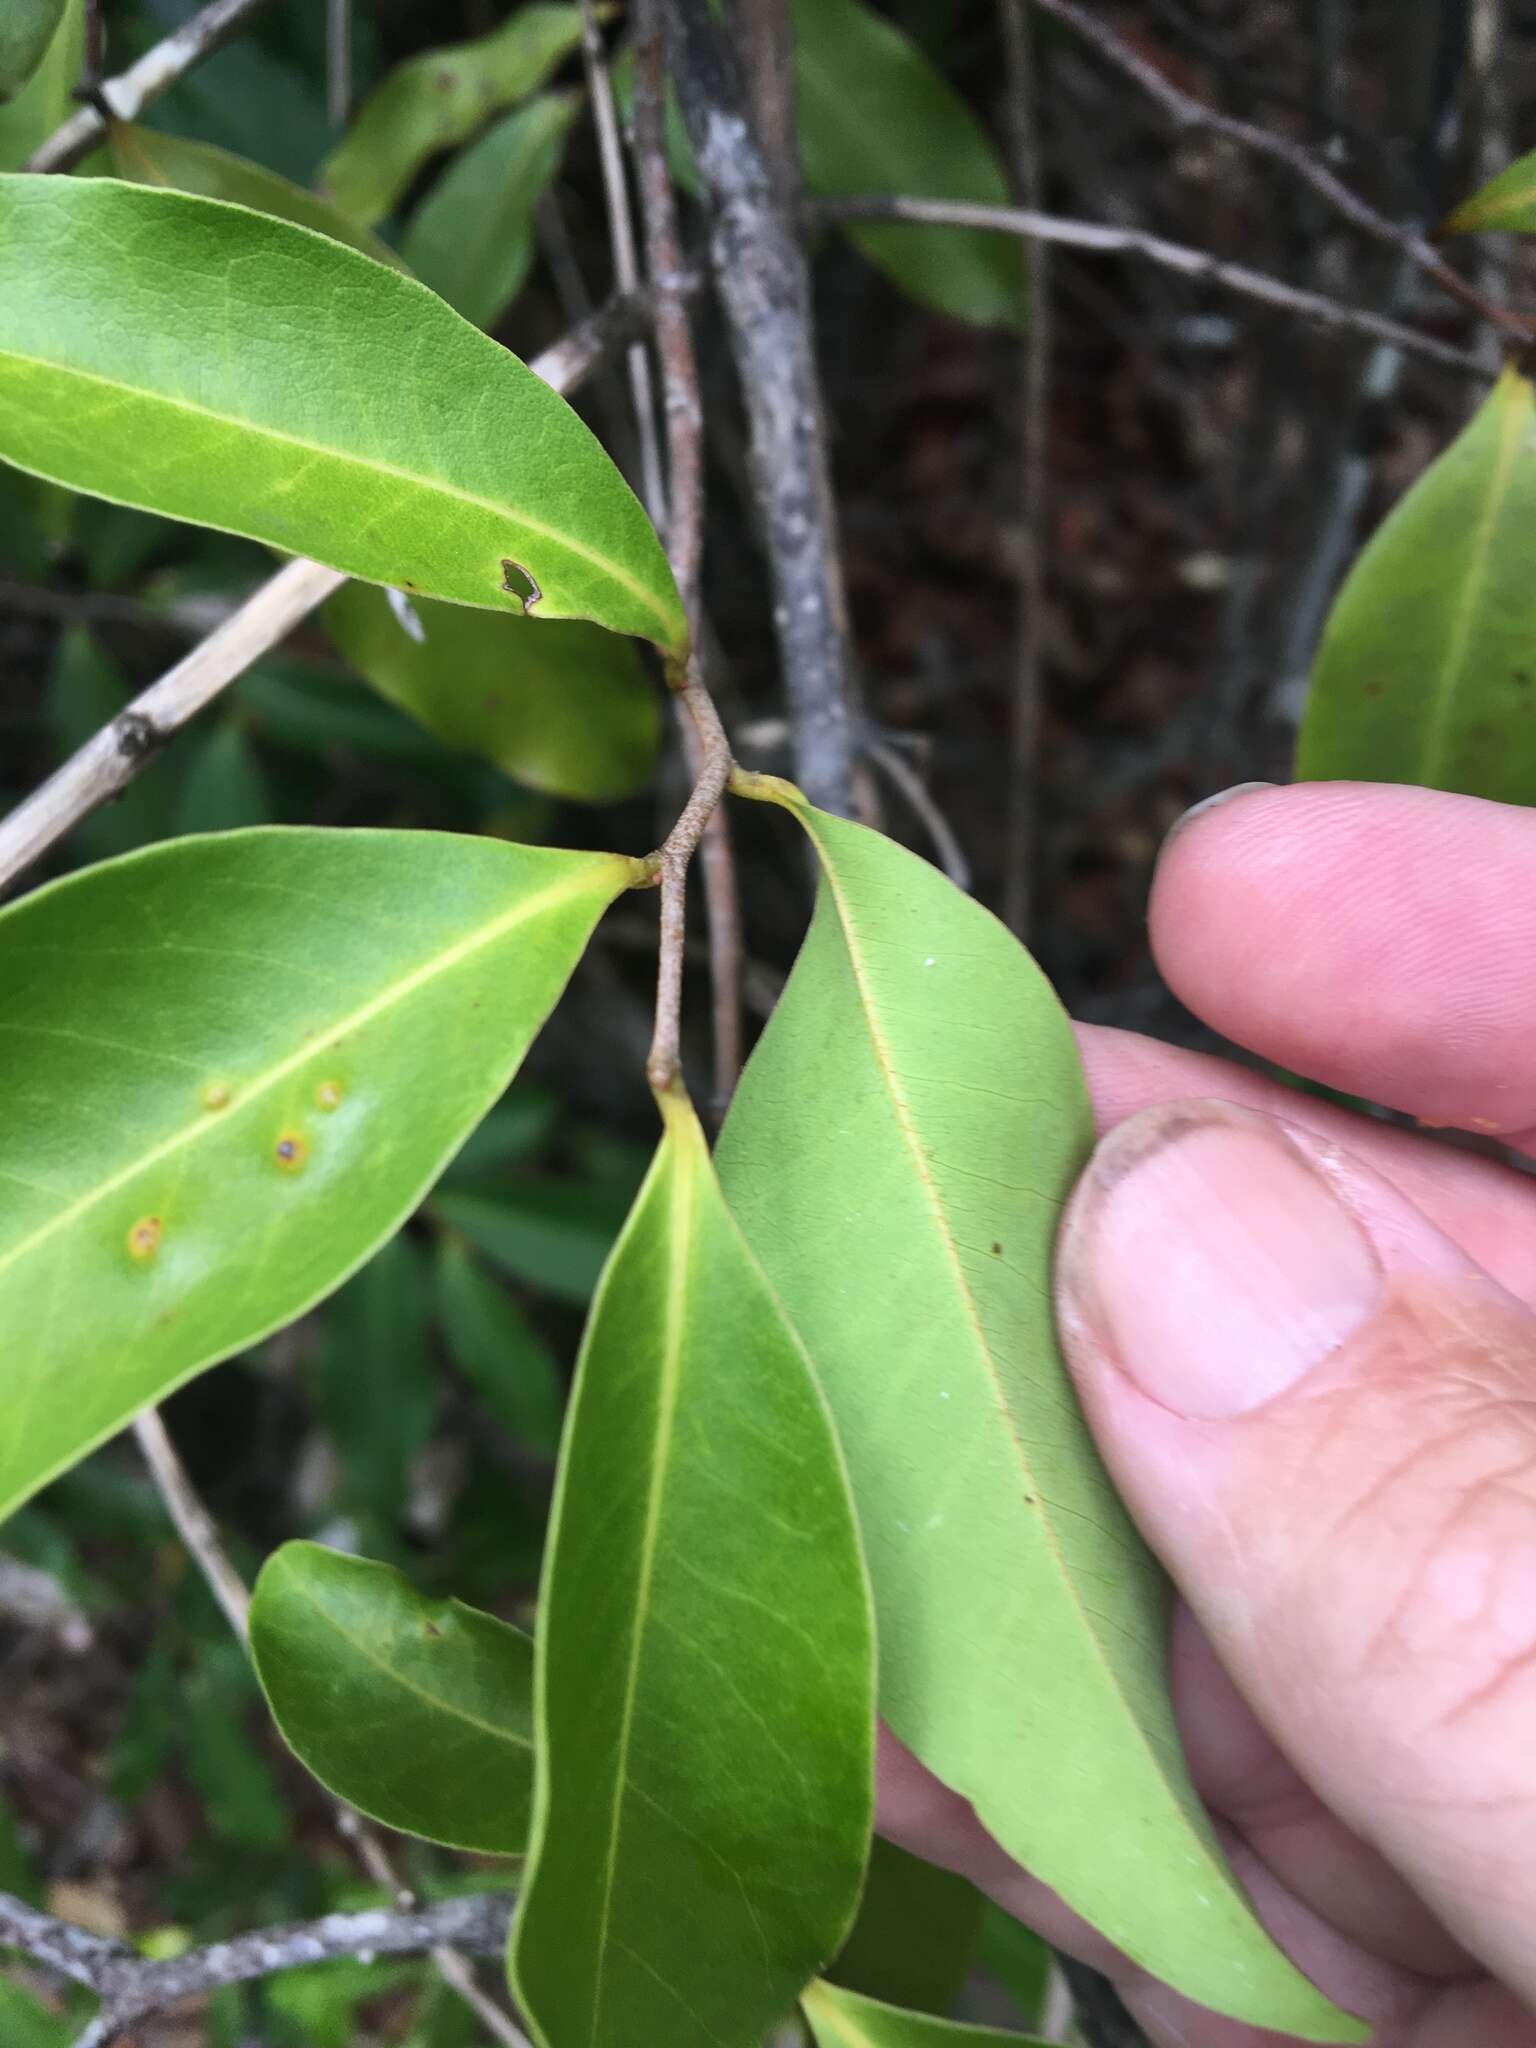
[[0, 1892, 517, 2048], [1001, 0, 1049, 940], [578, 0, 667, 525], [864, 740, 969, 894], [26, 0, 274, 173], [326, 0, 351, 130], [646, 659, 733, 1096], [1030, 0, 1534, 342], [815, 196, 1488, 373], [132, 1408, 251, 1639], [667, 0, 858, 816], [128, 1409, 528, 2046], [633, 3, 743, 1110], [0, 293, 661, 898]]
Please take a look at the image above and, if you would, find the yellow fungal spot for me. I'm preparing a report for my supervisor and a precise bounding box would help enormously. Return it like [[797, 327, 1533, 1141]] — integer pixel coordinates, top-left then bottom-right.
[[202, 1081, 232, 1111], [314, 1079, 344, 1112], [128, 1216, 163, 1261], [274, 1131, 309, 1173]]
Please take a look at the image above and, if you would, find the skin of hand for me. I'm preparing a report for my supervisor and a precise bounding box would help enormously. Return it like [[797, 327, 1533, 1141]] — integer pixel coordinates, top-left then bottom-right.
[[877, 781, 1536, 2048]]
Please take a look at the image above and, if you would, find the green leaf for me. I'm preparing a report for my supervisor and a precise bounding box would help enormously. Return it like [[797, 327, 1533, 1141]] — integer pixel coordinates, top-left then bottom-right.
[[0, 177, 686, 652], [1296, 367, 1536, 802], [828, 1840, 982, 2019], [250, 1542, 534, 1854], [320, 6, 584, 227], [402, 93, 579, 329], [716, 788, 1364, 2043], [442, 1086, 558, 1185], [511, 1091, 875, 2048], [106, 121, 406, 268], [0, 1977, 80, 2048], [183, 1639, 290, 1852], [802, 1979, 1047, 2048], [315, 1236, 438, 1523], [791, 0, 1025, 330], [429, 1181, 628, 1303], [323, 582, 660, 803], [435, 1238, 564, 1454], [1443, 148, 1536, 234], [0, 827, 636, 1523], [0, 0, 77, 167], [0, 0, 66, 103]]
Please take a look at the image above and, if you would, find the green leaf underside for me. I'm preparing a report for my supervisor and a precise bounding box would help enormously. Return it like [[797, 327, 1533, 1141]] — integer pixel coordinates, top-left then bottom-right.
[[107, 122, 407, 269], [323, 582, 659, 803], [1443, 149, 1536, 234], [1297, 367, 1536, 803], [250, 1542, 534, 1854], [802, 1978, 1047, 2048], [0, 827, 635, 1525], [0, 178, 685, 651], [402, 94, 579, 330], [0, 0, 66, 103], [791, 0, 1025, 330], [716, 791, 1363, 2042], [827, 1840, 982, 2018], [511, 1093, 875, 2048], [320, 5, 584, 227]]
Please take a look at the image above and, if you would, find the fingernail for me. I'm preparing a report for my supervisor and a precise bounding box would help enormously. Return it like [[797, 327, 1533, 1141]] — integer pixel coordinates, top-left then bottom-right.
[[1161, 781, 1275, 855], [1061, 1105, 1382, 1419]]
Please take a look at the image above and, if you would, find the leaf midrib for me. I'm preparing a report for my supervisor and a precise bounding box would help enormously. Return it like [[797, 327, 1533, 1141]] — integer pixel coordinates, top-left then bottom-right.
[[0, 859, 614, 1284], [0, 343, 676, 639], [285, 1576, 531, 1752], [587, 1130, 694, 2044], [809, 830, 1199, 1827], [1419, 374, 1531, 785]]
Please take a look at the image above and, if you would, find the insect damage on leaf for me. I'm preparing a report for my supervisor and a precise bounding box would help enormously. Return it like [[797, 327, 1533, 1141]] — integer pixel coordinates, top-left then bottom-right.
[[501, 558, 543, 609]]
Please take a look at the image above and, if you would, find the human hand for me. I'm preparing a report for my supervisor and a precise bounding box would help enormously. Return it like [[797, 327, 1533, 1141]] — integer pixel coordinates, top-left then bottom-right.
[[879, 782, 1536, 2047]]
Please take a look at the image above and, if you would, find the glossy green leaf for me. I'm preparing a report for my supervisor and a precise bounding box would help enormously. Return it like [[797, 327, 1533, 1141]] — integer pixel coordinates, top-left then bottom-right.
[[0, 828, 637, 1522], [323, 582, 660, 803], [828, 1840, 982, 2018], [430, 1181, 627, 1303], [0, 0, 76, 165], [1443, 148, 1536, 234], [717, 789, 1363, 2042], [251, 1542, 533, 1854], [315, 1235, 438, 1523], [403, 93, 578, 329], [1296, 368, 1536, 801], [106, 121, 405, 268], [435, 1237, 563, 1453], [0, 177, 686, 651], [511, 1092, 875, 2048], [0, 0, 66, 102], [792, 0, 1024, 329], [320, 6, 583, 227], [802, 1979, 1047, 2048]]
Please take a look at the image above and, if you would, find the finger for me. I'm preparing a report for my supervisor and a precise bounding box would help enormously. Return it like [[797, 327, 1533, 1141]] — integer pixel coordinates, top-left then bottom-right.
[[1148, 782, 1536, 1144], [1076, 1024, 1536, 1309], [1056, 1098, 1536, 2006]]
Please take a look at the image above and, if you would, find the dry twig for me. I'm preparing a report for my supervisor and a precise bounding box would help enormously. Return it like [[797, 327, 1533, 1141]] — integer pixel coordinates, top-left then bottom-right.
[[667, 0, 857, 816], [815, 196, 1487, 373], [26, 0, 275, 173], [1030, 0, 1534, 343], [633, 4, 743, 1109]]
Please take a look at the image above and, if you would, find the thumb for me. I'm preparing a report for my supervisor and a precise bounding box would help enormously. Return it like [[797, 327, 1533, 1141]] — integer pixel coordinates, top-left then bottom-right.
[[1056, 1100, 1536, 2006]]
